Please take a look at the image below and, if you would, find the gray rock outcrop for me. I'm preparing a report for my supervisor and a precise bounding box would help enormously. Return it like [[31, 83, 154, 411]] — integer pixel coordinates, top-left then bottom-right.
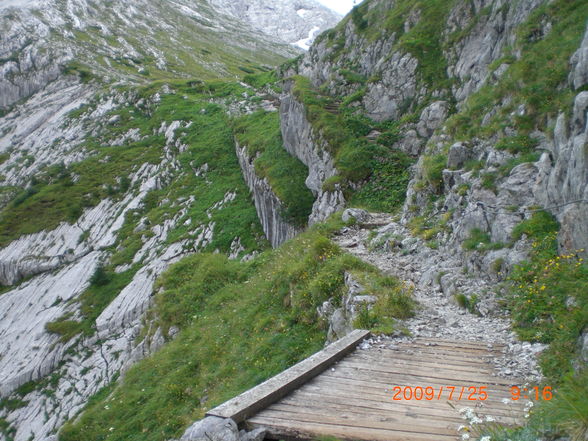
[[319, 272, 378, 343], [179, 416, 266, 441], [236, 143, 302, 248], [280, 86, 345, 223], [208, 0, 341, 49]]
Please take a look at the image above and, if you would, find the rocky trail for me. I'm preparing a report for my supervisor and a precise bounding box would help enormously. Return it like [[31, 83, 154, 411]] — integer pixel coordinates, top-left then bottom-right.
[[333, 211, 545, 384]]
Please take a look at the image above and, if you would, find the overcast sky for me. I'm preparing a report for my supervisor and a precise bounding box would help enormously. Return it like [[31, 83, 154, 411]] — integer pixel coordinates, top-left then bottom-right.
[[316, 0, 362, 15]]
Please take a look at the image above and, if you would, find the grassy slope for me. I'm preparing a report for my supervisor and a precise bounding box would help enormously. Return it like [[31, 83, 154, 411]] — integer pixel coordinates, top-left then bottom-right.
[[14, 80, 274, 345], [59, 216, 415, 441], [310, 2, 588, 439], [53, 0, 296, 84], [232, 110, 315, 227], [290, 75, 414, 213]]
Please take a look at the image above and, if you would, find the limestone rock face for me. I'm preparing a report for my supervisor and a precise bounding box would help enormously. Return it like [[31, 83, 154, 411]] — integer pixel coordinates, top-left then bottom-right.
[[535, 84, 588, 255], [447, 142, 473, 170], [236, 143, 302, 248], [279, 86, 345, 224], [320, 272, 377, 343], [208, 0, 341, 49], [342, 208, 371, 224]]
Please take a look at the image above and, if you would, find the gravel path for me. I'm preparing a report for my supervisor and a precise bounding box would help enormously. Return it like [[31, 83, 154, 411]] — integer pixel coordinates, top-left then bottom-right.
[[333, 212, 545, 384]]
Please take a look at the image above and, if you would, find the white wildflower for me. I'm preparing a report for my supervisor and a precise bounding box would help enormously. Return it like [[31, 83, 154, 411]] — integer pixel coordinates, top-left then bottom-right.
[[109, 427, 114, 432], [485, 416, 496, 422], [470, 416, 483, 424], [461, 434, 470, 440], [457, 425, 468, 432], [104, 405, 109, 410], [480, 437, 491, 441]]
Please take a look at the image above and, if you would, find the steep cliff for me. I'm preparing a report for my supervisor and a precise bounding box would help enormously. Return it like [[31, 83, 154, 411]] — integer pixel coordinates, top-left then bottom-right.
[[207, 0, 341, 49], [279, 82, 345, 224], [280, 0, 588, 262], [236, 143, 302, 247], [0, 1, 342, 437]]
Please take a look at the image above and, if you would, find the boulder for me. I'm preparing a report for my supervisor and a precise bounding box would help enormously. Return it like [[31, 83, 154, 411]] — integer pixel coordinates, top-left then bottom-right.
[[180, 416, 239, 441], [416, 101, 449, 138], [446, 142, 471, 169], [342, 208, 371, 224]]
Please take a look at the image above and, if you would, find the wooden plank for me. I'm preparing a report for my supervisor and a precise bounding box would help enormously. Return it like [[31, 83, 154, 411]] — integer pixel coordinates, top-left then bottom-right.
[[255, 407, 458, 436], [286, 388, 522, 425], [347, 352, 496, 374], [247, 415, 459, 441], [304, 376, 526, 417], [374, 346, 499, 365], [206, 329, 370, 422], [404, 341, 505, 355], [337, 359, 519, 385], [309, 374, 526, 416], [356, 348, 496, 366], [272, 398, 463, 427], [319, 367, 511, 401], [417, 338, 506, 349]]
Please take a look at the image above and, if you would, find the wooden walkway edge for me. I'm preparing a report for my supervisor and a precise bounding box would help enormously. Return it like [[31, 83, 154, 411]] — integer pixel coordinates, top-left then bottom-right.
[[206, 329, 371, 423]]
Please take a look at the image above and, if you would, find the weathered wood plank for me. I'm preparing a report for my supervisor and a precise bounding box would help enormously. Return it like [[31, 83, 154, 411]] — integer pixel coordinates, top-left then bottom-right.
[[337, 359, 519, 385], [307, 375, 526, 417], [417, 338, 506, 349], [206, 329, 370, 422], [361, 349, 496, 367], [247, 415, 459, 441], [267, 402, 462, 434], [375, 346, 499, 365], [347, 351, 496, 373], [286, 388, 522, 425], [255, 407, 458, 436], [405, 340, 505, 354], [280, 392, 468, 423], [302, 378, 525, 418]]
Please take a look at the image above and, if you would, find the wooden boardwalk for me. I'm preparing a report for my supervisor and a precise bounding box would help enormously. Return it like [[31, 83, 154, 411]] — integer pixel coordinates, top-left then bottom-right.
[[208, 330, 529, 441]]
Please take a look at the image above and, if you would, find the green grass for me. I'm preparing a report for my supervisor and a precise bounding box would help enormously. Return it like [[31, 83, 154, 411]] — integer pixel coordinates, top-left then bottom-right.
[[421, 153, 447, 193], [0, 145, 160, 247], [0, 80, 268, 258], [59, 217, 414, 441], [350, 149, 414, 212], [290, 76, 414, 210], [506, 231, 588, 380], [495, 135, 540, 155], [512, 210, 559, 241], [462, 228, 506, 252], [232, 111, 314, 226], [45, 265, 140, 342], [446, 0, 588, 138]]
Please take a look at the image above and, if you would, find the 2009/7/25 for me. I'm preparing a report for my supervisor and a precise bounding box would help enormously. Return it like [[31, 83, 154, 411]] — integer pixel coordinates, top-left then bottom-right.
[[390, 386, 488, 401]]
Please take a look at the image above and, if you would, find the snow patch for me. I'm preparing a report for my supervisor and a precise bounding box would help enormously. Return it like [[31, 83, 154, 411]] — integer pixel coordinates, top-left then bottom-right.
[[294, 25, 320, 51], [0, 0, 39, 9], [296, 8, 310, 18]]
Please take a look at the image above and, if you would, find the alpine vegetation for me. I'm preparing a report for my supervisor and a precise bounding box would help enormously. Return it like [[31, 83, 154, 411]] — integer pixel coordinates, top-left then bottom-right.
[[0, 1, 587, 441]]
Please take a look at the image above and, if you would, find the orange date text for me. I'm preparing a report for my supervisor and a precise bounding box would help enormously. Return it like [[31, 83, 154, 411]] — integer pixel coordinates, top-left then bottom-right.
[[390, 386, 489, 401]]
